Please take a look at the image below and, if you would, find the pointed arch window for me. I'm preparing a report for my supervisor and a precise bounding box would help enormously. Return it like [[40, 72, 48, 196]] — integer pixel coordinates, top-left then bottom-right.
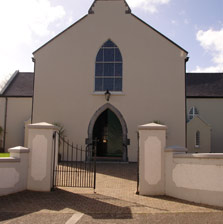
[[195, 130, 200, 148], [188, 106, 199, 121], [95, 40, 122, 92]]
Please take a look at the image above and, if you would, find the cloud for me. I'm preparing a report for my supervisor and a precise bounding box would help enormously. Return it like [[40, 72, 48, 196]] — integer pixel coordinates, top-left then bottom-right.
[[126, 0, 170, 13], [0, 0, 65, 46], [0, 0, 65, 86], [192, 65, 223, 73], [194, 28, 223, 72]]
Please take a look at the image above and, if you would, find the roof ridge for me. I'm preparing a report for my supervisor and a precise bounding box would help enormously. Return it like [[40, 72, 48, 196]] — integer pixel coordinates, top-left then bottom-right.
[[88, 0, 131, 14]]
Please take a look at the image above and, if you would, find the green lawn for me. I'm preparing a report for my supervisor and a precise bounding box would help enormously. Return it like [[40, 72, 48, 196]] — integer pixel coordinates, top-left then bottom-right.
[[0, 153, 10, 157]]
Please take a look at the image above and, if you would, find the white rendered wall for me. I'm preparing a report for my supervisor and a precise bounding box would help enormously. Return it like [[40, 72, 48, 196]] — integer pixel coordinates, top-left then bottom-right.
[[27, 122, 58, 192], [165, 148, 223, 207], [187, 116, 211, 153], [33, 0, 187, 162], [0, 146, 29, 196], [138, 123, 166, 195], [6, 98, 32, 150]]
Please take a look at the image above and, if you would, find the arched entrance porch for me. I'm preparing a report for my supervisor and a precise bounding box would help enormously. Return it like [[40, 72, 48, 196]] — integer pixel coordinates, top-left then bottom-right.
[[87, 103, 128, 161]]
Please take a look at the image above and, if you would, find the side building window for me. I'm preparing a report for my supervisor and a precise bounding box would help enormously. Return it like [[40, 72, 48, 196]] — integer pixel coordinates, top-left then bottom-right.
[[95, 39, 122, 92], [188, 106, 199, 121], [195, 130, 200, 148]]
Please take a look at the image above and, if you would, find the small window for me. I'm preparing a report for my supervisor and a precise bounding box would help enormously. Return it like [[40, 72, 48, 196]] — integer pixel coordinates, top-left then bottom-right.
[[95, 39, 123, 92], [188, 106, 199, 121], [195, 131, 200, 148]]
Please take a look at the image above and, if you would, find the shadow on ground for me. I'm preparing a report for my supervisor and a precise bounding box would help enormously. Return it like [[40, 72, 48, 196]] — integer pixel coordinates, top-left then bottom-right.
[[0, 189, 132, 222], [0, 188, 222, 223]]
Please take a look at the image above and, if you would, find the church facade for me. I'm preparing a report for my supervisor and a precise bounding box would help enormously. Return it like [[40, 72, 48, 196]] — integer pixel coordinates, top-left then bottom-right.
[[0, 0, 187, 161]]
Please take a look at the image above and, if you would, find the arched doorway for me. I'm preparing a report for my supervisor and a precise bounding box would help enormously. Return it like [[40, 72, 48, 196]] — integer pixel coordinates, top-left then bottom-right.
[[88, 103, 128, 161], [93, 109, 122, 158]]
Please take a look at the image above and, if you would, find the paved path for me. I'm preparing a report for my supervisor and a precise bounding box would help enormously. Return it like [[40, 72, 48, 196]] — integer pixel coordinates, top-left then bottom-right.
[[0, 163, 223, 223]]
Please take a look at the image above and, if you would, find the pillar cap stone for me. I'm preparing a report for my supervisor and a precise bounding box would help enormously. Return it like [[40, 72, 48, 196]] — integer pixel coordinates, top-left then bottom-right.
[[28, 122, 59, 130], [9, 146, 30, 153], [138, 123, 167, 130]]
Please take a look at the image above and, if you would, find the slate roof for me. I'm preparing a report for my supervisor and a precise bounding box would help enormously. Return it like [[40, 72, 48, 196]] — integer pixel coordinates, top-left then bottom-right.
[[0, 71, 34, 97], [186, 73, 223, 97]]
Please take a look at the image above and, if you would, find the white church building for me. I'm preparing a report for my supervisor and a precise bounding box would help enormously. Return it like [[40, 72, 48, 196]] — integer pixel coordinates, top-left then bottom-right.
[[1, 0, 188, 161]]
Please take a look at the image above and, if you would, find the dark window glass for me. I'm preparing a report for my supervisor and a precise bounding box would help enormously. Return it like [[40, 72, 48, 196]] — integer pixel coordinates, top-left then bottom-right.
[[95, 40, 122, 91], [95, 78, 103, 91], [104, 78, 114, 91], [115, 63, 122, 76], [115, 48, 122, 61], [103, 40, 116, 47], [96, 49, 103, 62], [104, 63, 114, 76], [115, 78, 122, 91], [95, 63, 103, 76], [104, 48, 114, 61]]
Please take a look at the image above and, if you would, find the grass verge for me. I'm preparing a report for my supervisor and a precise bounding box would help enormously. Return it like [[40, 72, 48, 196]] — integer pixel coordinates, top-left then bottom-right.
[[0, 153, 10, 157]]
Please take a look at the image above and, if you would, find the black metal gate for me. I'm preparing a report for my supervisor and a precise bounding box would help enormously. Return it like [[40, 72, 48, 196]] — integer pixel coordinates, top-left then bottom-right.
[[52, 132, 96, 189], [136, 131, 139, 194]]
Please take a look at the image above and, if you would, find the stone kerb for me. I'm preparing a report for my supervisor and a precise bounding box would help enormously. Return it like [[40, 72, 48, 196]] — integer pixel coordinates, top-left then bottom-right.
[[27, 122, 59, 192], [138, 123, 167, 196]]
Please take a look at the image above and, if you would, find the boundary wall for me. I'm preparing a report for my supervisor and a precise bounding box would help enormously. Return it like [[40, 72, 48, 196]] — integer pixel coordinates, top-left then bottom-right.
[[138, 123, 223, 207]]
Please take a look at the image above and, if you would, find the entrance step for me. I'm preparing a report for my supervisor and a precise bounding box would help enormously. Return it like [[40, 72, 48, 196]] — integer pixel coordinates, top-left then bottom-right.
[[96, 156, 124, 162]]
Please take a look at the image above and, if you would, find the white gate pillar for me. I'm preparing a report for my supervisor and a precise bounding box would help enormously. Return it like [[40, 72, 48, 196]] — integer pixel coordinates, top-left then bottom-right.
[[138, 123, 167, 195], [27, 122, 58, 191]]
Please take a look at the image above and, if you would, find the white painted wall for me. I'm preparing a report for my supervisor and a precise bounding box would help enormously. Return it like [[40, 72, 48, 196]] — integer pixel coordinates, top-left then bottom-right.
[[33, 0, 187, 162], [187, 116, 211, 153], [165, 147, 223, 207], [6, 98, 32, 150], [0, 146, 29, 196], [27, 122, 58, 192], [138, 123, 166, 195], [0, 123, 59, 196], [139, 125, 223, 207], [0, 98, 32, 151]]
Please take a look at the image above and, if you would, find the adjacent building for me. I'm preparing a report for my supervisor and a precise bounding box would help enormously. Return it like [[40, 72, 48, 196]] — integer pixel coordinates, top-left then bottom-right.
[[186, 73, 223, 153], [0, 71, 33, 151]]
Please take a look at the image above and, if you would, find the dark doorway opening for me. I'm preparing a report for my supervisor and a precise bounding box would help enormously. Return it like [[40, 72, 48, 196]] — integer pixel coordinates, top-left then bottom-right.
[[93, 109, 123, 159]]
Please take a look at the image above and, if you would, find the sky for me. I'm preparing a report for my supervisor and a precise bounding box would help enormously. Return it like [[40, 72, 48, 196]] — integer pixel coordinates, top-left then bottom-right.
[[0, 0, 222, 86]]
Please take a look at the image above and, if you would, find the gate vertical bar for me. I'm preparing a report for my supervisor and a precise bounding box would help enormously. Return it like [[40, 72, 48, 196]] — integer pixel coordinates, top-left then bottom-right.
[[84, 147, 87, 187], [78, 144, 80, 187], [75, 144, 78, 187], [52, 131, 57, 190], [93, 141, 97, 191], [71, 143, 74, 186], [66, 140, 69, 187], [136, 131, 139, 194], [52, 133, 96, 189], [80, 146, 83, 187], [62, 137, 65, 186]]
